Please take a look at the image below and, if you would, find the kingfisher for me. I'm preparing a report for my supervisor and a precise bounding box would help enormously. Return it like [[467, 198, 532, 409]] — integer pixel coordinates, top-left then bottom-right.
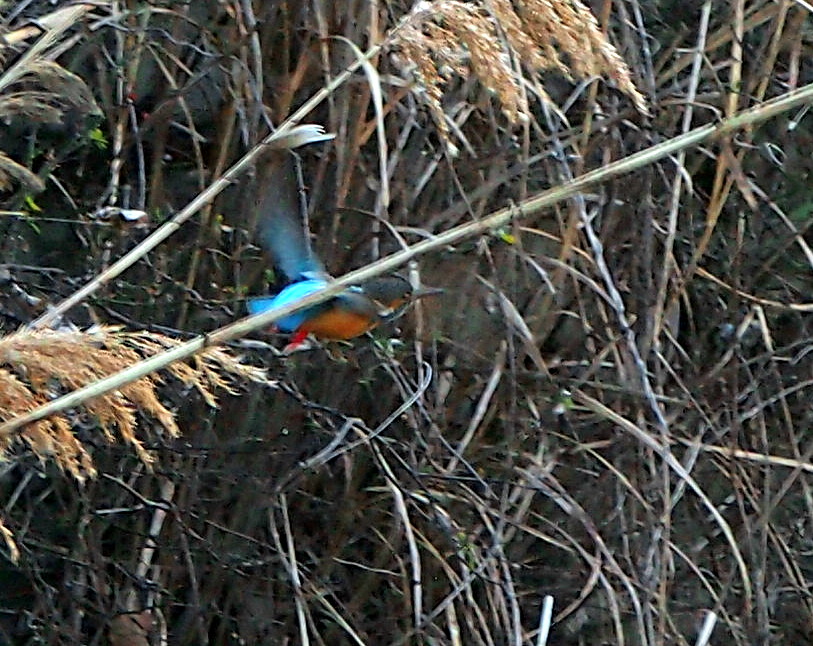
[[247, 156, 440, 350]]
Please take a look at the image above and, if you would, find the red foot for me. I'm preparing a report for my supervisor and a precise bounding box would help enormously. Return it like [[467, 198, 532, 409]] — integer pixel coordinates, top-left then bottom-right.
[[282, 328, 310, 353]]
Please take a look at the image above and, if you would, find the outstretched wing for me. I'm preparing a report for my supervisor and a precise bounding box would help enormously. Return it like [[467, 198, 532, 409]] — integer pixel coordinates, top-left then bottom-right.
[[255, 153, 325, 281]]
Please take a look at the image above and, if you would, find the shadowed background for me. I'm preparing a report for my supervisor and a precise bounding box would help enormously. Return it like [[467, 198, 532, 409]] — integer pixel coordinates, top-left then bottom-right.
[[1, 0, 813, 644]]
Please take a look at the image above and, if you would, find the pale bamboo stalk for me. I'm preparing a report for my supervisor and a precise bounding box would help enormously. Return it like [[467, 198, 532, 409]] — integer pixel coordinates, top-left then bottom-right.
[[4, 80, 813, 438], [30, 35, 386, 329]]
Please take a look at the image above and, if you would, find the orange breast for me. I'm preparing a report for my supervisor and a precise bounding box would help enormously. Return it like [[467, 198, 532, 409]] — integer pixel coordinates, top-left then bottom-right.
[[301, 308, 377, 340]]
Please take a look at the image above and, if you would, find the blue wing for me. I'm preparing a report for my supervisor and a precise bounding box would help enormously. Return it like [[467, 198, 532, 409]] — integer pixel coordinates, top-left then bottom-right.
[[256, 155, 325, 281], [247, 278, 329, 332]]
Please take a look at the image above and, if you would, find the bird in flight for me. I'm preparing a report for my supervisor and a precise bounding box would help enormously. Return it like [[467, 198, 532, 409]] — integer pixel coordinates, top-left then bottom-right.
[[247, 149, 440, 351]]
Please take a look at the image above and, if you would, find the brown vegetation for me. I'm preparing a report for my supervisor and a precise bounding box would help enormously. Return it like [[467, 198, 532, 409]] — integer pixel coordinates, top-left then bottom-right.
[[1, 0, 812, 644]]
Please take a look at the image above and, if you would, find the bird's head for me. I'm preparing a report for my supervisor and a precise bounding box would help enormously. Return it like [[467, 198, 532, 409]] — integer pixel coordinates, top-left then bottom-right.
[[361, 275, 443, 321]]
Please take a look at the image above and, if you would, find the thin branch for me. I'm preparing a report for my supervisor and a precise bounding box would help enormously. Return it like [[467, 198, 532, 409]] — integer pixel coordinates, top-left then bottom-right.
[[573, 390, 754, 607], [4, 80, 813, 438], [30, 33, 388, 329]]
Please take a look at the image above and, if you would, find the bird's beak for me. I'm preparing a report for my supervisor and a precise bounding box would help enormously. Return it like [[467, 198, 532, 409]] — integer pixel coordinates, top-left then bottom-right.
[[411, 286, 444, 300]]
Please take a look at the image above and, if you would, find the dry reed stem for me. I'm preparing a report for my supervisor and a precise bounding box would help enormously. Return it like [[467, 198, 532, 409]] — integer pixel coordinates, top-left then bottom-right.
[[0, 4, 95, 93], [5, 78, 813, 442], [0, 151, 45, 192], [0, 517, 19, 563], [0, 4, 96, 48], [0, 327, 266, 478], [0, 363, 92, 477]]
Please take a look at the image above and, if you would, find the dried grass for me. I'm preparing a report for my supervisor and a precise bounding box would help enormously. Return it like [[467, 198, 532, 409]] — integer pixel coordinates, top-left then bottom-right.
[[0, 327, 266, 478], [0, 4, 99, 193], [391, 0, 646, 145], [3, 0, 812, 643], [0, 518, 19, 563], [0, 151, 45, 192]]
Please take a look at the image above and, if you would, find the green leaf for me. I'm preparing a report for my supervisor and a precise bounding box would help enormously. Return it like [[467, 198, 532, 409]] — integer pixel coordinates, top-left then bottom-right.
[[24, 195, 42, 213], [88, 127, 109, 150], [493, 227, 516, 245]]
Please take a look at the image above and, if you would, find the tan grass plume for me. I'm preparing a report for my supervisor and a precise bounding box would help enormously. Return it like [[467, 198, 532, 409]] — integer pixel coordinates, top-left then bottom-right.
[[391, 0, 646, 145], [0, 4, 99, 192], [0, 326, 267, 479]]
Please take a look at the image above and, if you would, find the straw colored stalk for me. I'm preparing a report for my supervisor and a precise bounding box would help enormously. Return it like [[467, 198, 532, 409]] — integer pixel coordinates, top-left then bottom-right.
[[0, 327, 267, 479]]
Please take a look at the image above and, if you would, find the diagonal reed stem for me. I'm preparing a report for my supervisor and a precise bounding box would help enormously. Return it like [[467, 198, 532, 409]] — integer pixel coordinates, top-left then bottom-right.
[[29, 41, 386, 330], [5, 80, 813, 439]]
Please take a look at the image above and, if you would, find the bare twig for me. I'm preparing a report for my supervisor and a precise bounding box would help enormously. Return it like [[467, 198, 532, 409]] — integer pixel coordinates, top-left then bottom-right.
[[4, 80, 813, 438]]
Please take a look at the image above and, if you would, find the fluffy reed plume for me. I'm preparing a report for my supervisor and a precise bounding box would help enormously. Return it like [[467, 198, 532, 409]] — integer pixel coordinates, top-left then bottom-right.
[[0, 14, 100, 191], [0, 327, 267, 479], [392, 0, 646, 143], [0, 61, 99, 122]]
